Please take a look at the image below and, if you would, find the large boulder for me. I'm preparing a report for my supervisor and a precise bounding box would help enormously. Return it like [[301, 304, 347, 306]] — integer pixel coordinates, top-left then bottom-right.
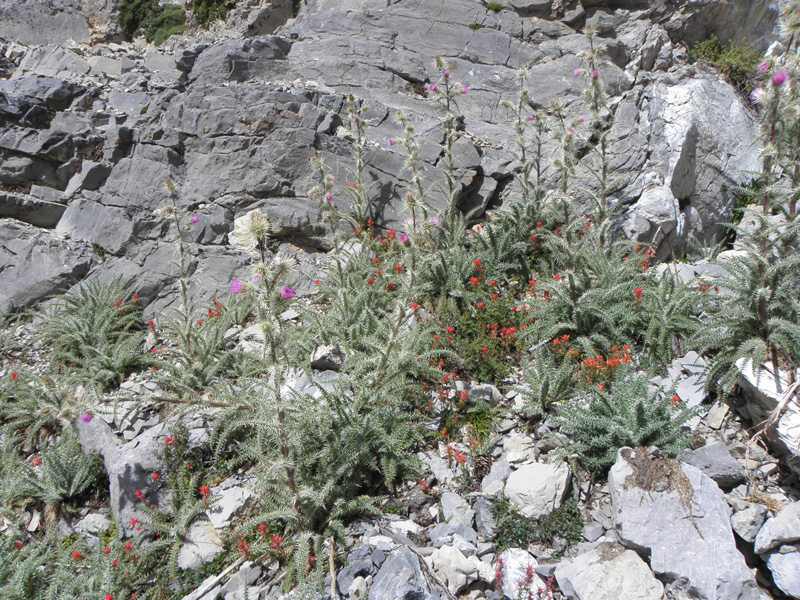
[[608, 447, 759, 600]]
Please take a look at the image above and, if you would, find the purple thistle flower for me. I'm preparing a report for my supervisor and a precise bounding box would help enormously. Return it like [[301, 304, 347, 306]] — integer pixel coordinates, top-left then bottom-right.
[[387, 138, 394, 147], [750, 87, 764, 102], [528, 113, 535, 121], [230, 279, 243, 294], [399, 232, 410, 243], [429, 84, 437, 92], [443, 70, 450, 78], [325, 192, 334, 202], [279, 285, 296, 300], [772, 70, 787, 86], [80, 412, 92, 423], [191, 215, 199, 223], [461, 86, 468, 94], [579, 114, 586, 122], [573, 68, 580, 77], [758, 61, 769, 72], [592, 69, 599, 78], [567, 128, 574, 136], [430, 217, 439, 226]]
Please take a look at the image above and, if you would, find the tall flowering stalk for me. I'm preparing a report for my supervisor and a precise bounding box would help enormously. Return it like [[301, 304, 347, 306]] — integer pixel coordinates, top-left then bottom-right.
[[501, 68, 548, 213], [344, 96, 373, 231], [577, 26, 614, 244], [430, 56, 465, 237], [238, 213, 300, 511]]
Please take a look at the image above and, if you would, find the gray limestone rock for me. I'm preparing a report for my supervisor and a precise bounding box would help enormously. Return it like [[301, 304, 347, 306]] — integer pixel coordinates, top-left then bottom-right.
[[56, 197, 134, 255], [555, 542, 664, 600], [0, 219, 93, 315], [504, 462, 570, 519], [731, 504, 769, 544], [677, 443, 746, 489], [608, 448, 759, 600], [0, 192, 66, 227], [765, 548, 800, 599], [368, 547, 446, 600], [177, 518, 225, 570], [754, 501, 800, 555]]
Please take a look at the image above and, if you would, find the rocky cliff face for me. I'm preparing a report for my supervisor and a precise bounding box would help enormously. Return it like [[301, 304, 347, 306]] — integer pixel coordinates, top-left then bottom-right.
[[0, 0, 779, 316]]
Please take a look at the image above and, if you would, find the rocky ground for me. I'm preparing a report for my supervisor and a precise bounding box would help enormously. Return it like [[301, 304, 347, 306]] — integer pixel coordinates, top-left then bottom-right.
[[2, 0, 800, 599]]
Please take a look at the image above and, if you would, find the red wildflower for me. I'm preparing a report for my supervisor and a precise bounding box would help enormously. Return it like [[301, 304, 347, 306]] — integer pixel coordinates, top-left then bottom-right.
[[199, 484, 210, 497], [147, 319, 155, 329], [367, 278, 374, 285], [14, 541, 22, 550], [197, 319, 203, 325], [473, 259, 482, 267], [257, 523, 268, 534], [151, 472, 159, 480], [33, 456, 41, 466], [386, 283, 395, 291], [124, 542, 133, 551], [71, 550, 82, 560], [106, 595, 114, 600], [134, 489, 145, 500], [469, 276, 479, 286], [10, 372, 17, 381], [477, 301, 484, 309], [411, 302, 418, 309], [114, 300, 122, 307], [373, 257, 379, 264], [104, 547, 111, 554], [394, 264, 402, 272], [445, 326, 455, 333]]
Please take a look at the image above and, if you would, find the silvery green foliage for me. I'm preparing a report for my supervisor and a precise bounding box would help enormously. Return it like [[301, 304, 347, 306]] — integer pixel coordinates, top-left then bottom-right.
[[38, 276, 147, 388], [553, 370, 698, 474], [1, 430, 100, 524]]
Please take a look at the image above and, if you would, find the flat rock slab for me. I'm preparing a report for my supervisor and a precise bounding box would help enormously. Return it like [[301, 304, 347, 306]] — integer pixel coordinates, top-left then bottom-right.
[[368, 547, 447, 600], [555, 542, 664, 600], [504, 461, 570, 519], [754, 501, 800, 555], [608, 447, 759, 600], [678, 443, 746, 489]]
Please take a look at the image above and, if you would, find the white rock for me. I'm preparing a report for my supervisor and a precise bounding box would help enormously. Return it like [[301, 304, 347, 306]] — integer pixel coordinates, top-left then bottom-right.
[[388, 520, 422, 536], [555, 542, 664, 600], [431, 545, 478, 594], [178, 518, 224, 570], [349, 575, 368, 600], [498, 548, 546, 600], [504, 462, 570, 519], [503, 432, 537, 463], [754, 501, 800, 554], [75, 512, 111, 537], [208, 486, 257, 530]]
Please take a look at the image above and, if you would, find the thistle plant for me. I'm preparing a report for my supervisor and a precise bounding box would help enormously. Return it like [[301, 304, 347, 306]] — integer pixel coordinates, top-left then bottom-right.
[[37, 276, 147, 388], [553, 368, 699, 475], [429, 56, 470, 238], [500, 68, 549, 212], [0, 374, 87, 445], [700, 62, 800, 397], [1, 430, 102, 529], [575, 26, 615, 243]]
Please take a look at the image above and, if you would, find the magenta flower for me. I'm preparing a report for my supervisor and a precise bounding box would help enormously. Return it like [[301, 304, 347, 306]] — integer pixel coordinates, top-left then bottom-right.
[[399, 232, 410, 243], [279, 285, 296, 300], [430, 217, 439, 226], [772, 70, 787, 86], [758, 61, 769, 72], [325, 192, 334, 202], [579, 114, 586, 122], [387, 138, 394, 147], [567, 128, 574, 136], [429, 84, 437, 92], [573, 68, 580, 77], [461, 86, 468, 94], [443, 70, 450, 78], [592, 69, 599, 78], [230, 279, 243, 294], [528, 113, 535, 121], [191, 215, 199, 224], [750, 87, 764, 102], [80, 413, 92, 423]]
